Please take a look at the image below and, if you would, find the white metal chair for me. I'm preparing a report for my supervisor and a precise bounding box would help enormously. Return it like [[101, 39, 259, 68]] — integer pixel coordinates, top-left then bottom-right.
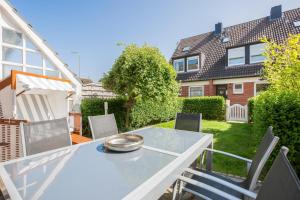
[[88, 114, 118, 140], [20, 118, 72, 156], [173, 126, 279, 199], [174, 147, 300, 200]]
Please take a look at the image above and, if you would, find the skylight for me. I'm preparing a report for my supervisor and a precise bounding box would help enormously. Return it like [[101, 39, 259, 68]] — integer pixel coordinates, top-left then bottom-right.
[[222, 37, 230, 43], [294, 21, 300, 27], [182, 46, 191, 52]]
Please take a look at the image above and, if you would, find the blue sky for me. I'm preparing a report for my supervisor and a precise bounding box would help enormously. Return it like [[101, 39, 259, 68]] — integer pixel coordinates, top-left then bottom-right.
[[10, 0, 300, 81]]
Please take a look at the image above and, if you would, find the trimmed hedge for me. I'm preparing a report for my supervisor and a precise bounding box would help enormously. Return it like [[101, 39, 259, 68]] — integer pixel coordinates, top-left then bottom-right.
[[130, 98, 181, 128], [81, 96, 226, 134], [181, 96, 225, 120], [253, 90, 300, 177], [248, 97, 255, 123]]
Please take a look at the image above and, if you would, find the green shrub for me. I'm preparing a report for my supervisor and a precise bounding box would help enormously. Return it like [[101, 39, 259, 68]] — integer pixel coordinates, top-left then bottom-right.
[[130, 98, 181, 128], [248, 97, 256, 123], [81, 96, 225, 135], [181, 96, 225, 120], [253, 90, 300, 177], [80, 98, 127, 135]]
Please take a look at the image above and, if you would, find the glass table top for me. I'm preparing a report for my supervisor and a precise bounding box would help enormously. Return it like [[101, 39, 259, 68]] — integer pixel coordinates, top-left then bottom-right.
[[2, 127, 206, 200]]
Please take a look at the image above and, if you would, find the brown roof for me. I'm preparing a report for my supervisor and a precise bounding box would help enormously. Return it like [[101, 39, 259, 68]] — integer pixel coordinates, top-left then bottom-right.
[[172, 8, 300, 82], [80, 78, 93, 85]]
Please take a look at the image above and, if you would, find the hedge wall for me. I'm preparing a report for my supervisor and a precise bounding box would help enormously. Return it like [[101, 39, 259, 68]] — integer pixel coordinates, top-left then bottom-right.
[[253, 90, 300, 177], [81, 96, 225, 134], [80, 98, 127, 135], [181, 96, 225, 120], [130, 98, 181, 128], [248, 97, 255, 123]]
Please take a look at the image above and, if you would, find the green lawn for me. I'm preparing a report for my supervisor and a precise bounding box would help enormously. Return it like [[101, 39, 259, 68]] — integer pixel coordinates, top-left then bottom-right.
[[155, 120, 262, 177]]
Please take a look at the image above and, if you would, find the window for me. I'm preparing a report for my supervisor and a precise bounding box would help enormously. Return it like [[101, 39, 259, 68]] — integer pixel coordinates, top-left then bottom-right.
[[45, 70, 60, 78], [255, 83, 269, 96], [294, 21, 300, 27], [187, 56, 199, 71], [233, 83, 243, 94], [2, 28, 22, 46], [1, 28, 64, 79], [250, 43, 266, 63], [228, 47, 245, 66], [189, 86, 204, 97], [2, 47, 22, 63], [26, 67, 43, 75], [2, 65, 22, 78], [173, 59, 184, 72], [25, 37, 38, 50], [182, 46, 190, 52], [26, 51, 42, 66]]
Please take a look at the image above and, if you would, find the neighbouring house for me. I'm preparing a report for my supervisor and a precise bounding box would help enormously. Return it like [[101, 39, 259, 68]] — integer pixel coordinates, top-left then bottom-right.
[[0, 0, 82, 121], [80, 78, 116, 99], [171, 5, 300, 106]]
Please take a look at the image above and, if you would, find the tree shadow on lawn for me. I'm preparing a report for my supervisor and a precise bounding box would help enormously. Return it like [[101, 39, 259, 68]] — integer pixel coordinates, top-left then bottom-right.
[[156, 120, 263, 177], [202, 122, 261, 177]]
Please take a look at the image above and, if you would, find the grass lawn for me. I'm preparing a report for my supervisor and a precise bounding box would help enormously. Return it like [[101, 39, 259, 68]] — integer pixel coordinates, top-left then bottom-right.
[[155, 120, 262, 177]]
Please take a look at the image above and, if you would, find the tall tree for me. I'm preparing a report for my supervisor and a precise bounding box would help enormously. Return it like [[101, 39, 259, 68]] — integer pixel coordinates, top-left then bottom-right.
[[262, 34, 300, 93], [102, 44, 179, 128]]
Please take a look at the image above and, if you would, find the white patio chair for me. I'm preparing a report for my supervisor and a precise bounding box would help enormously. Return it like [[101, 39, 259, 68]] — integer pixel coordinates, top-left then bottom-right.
[[173, 126, 279, 199], [88, 114, 118, 140], [20, 118, 72, 156], [175, 113, 202, 132], [174, 146, 300, 200]]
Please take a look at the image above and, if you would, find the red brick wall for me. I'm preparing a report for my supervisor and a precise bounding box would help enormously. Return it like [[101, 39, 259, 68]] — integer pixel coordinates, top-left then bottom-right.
[[227, 82, 254, 105], [180, 86, 189, 97], [204, 80, 216, 96]]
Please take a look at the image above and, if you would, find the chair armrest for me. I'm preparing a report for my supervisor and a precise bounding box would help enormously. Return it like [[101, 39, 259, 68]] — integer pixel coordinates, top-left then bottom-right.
[[180, 168, 257, 199], [202, 148, 252, 163]]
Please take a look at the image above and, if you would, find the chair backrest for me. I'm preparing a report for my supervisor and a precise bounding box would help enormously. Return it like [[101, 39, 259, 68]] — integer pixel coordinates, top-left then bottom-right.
[[20, 118, 71, 156], [245, 126, 279, 191], [257, 147, 300, 200], [88, 114, 118, 140], [174, 113, 202, 132]]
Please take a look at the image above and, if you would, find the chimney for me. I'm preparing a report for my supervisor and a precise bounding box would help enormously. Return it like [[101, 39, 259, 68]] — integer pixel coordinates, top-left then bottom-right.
[[270, 5, 282, 21], [214, 22, 223, 36]]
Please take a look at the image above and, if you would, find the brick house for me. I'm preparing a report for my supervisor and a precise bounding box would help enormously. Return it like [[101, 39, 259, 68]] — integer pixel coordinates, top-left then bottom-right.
[[171, 6, 300, 105]]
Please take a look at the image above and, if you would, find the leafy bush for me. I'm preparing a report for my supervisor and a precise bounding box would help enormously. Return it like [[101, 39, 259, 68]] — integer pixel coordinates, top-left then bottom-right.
[[181, 96, 225, 120], [253, 90, 300, 177], [80, 98, 127, 135], [102, 44, 179, 128], [81, 96, 225, 134], [130, 98, 181, 128], [248, 97, 256, 123]]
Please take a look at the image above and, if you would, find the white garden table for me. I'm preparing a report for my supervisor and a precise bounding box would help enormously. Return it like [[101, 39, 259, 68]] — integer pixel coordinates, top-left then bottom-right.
[[0, 127, 213, 200]]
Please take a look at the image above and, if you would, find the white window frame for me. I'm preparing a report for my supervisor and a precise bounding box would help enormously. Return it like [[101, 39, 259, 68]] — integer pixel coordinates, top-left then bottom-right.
[[188, 86, 204, 97], [250, 43, 266, 64], [187, 56, 199, 72], [173, 58, 185, 73], [1, 26, 62, 79], [233, 83, 243, 94], [227, 47, 245, 66]]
